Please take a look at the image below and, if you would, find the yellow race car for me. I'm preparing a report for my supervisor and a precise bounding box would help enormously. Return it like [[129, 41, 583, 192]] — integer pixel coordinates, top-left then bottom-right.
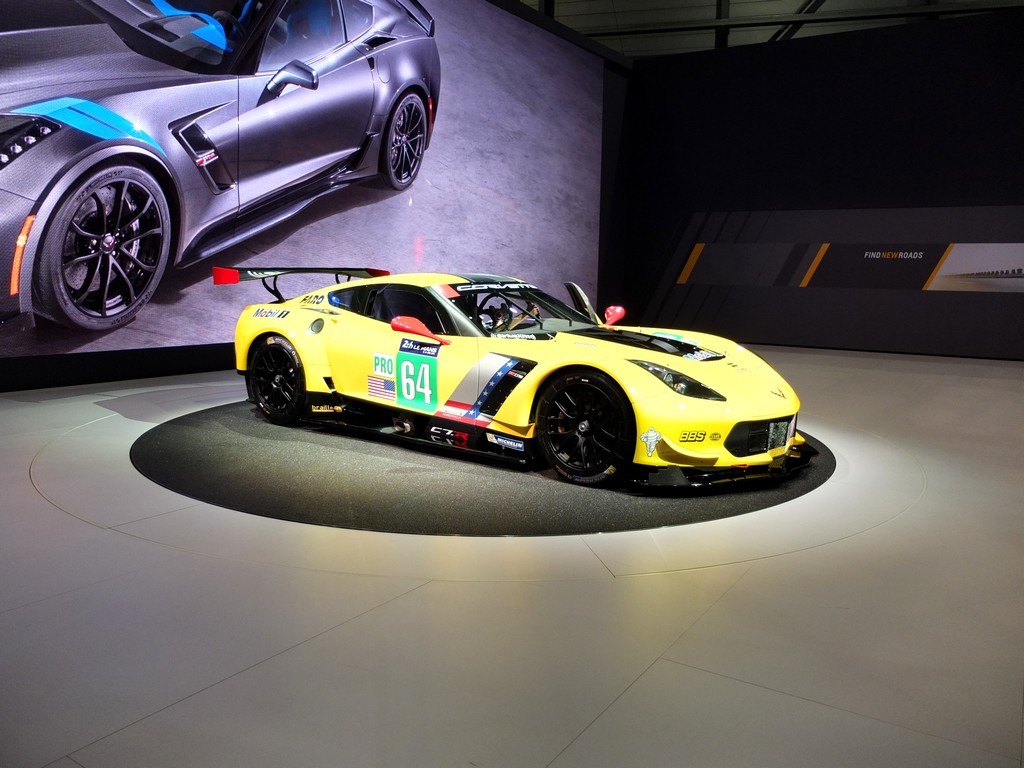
[[216, 267, 814, 487]]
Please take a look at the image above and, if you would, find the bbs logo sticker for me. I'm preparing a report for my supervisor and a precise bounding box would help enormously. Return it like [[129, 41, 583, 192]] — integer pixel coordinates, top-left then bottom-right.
[[679, 431, 706, 443]]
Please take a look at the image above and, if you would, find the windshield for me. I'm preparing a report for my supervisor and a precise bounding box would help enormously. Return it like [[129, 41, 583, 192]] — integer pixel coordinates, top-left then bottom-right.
[[441, 281, 594, 337], [81, 0, 278, 72]]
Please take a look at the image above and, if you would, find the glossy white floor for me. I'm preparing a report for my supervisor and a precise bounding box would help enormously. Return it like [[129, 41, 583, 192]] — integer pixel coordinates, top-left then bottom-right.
[[1, 347, 1021, 768]]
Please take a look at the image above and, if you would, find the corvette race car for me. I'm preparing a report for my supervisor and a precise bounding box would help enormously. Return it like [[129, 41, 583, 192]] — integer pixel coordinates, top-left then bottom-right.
[[217, 266, 815, 487], [1, 0, 439, 331]]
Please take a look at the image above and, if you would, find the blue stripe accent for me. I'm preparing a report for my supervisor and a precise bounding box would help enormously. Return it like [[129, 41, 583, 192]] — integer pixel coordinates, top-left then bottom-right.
[[13, 98, 166, 157], [150, 0, 228, 51]]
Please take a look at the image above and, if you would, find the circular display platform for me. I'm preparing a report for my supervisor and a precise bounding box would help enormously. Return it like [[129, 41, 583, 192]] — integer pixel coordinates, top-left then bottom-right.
[[131, 401, 835, 537]]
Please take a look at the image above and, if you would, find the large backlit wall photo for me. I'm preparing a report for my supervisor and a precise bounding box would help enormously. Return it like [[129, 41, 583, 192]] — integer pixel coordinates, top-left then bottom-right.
[[0, 0, 605, 377]]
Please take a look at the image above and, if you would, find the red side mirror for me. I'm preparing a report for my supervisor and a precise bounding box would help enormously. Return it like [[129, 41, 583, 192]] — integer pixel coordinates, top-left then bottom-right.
[[390, 315, 451, 345], [603, 306, 626, 325]]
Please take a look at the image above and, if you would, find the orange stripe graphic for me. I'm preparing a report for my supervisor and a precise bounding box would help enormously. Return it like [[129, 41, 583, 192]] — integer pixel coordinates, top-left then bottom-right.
[[677, 242, 705, 284], [799, 243, 830, 287], [923, 243, 956, 290], [11, 215, 35, 297]]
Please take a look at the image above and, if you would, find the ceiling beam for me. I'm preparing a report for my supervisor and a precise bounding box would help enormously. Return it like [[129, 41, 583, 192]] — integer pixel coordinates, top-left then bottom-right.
[[585, 0, 1024, 38]]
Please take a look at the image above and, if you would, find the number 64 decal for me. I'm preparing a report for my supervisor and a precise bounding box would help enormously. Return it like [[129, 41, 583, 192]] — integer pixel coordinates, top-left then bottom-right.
[[397, 354, 437, 411]]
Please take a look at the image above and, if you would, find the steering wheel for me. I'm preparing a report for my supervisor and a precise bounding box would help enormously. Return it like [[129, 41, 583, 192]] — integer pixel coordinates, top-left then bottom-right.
[[213, 10, 245, 40]]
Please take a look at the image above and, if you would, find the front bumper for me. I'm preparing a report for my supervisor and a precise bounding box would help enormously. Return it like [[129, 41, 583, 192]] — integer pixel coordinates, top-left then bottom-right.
[[631, 386, 800, 468], [634, 441, 818, 487]]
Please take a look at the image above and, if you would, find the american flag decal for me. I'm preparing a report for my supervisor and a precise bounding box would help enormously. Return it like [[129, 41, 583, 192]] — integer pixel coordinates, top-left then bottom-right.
[[368, 376, 396, 400]]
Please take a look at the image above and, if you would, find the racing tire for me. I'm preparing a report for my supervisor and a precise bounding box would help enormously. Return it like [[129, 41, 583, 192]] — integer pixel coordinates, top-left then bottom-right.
[[249, 336, 307, 425], [34, 164, 171, 331], [380, 92, 427, 190], [536, 370, 636, 486]]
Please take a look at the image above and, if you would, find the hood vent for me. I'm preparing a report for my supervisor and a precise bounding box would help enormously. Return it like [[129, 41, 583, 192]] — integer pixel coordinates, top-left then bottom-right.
[[564, 327, 725, 361]]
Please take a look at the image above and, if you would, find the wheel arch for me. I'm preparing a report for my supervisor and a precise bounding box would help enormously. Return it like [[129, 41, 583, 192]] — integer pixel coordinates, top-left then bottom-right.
[[25, 146, 184, 316], [34, 146, 183, 259], [242, 325, 334, 399], [397, 82, 434, 146], [531, 363, 639, 486], [242, 330, 289, 402], [373, 33, 438, 143], [121, 151, 183, 267], [528, 363, 635, 425], [244, 330, 291, 370]]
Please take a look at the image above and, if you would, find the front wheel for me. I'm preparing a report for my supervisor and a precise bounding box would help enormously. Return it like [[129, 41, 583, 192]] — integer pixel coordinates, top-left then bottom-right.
[[249, 336, 307, 425], [34, 164, 171, 330], [536, 370, 636, 486], [380, 92, 428, 190]]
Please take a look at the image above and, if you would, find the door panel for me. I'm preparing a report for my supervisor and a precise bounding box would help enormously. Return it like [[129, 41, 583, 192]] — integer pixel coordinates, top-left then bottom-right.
[[236, 0, 374, 207], [325, 310, 480, 416]]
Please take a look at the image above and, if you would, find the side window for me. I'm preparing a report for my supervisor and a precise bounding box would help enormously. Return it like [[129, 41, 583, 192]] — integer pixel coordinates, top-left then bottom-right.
[[328, 284, 376, 313], [328, 286, 356, 310], [370, 286, 448, 334], [260, 0, 343, 71], [340, 0, 373, 40]]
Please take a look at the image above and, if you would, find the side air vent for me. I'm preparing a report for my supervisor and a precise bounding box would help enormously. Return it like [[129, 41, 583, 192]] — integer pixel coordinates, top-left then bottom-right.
[[364, 34, 394, 49], [173, 121, 235, 192]]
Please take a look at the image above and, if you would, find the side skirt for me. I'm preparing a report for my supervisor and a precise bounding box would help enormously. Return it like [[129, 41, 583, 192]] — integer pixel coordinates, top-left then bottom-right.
[[302, 392, 535, 466]]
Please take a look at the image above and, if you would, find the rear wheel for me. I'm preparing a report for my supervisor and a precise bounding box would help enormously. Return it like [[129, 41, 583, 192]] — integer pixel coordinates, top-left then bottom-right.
[[536, 370, 635, 486], [35, 164, 170, 330], [249, 336, 307, 425], [380, 92, 427, 190]]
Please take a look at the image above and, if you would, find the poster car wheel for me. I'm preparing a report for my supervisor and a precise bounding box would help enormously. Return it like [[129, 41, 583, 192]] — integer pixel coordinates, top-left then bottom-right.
[[35, 164, 170, 330], [382, 92, 429, 190]]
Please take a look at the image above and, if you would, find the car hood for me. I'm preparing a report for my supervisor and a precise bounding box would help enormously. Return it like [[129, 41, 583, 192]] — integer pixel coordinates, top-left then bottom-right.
[[0, 25, 187, 108], [552, 325, 799, 409], [562, 326, 728, 361]]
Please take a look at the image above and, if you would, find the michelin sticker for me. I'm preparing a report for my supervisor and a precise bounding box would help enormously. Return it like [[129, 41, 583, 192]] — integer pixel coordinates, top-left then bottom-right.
[[486, 433, 525, 452], [640, 427, 661, 457]]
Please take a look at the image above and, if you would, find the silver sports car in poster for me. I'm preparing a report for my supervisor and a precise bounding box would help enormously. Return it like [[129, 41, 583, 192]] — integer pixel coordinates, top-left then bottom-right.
[[0, 0, 440, 330]]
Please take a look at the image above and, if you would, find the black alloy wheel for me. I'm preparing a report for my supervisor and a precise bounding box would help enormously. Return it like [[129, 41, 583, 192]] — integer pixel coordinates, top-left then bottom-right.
[[536, 370, 636, 486], [250, 336, 307, 425], [381, 92, 427, 190], [36, 164, 170, 330]]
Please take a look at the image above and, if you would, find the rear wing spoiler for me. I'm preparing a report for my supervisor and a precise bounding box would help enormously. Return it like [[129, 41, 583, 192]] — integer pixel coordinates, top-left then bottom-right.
[[213, 266, 389, 302]]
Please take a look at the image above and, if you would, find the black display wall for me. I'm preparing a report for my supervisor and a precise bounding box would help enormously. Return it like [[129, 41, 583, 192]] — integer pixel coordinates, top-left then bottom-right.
[[603, 9, 1024, 360]]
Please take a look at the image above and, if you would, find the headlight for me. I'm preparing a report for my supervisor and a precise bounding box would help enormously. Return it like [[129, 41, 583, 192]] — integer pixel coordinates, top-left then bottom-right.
[[0, 115, 60, 168], [630, 360, 727, 401]]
